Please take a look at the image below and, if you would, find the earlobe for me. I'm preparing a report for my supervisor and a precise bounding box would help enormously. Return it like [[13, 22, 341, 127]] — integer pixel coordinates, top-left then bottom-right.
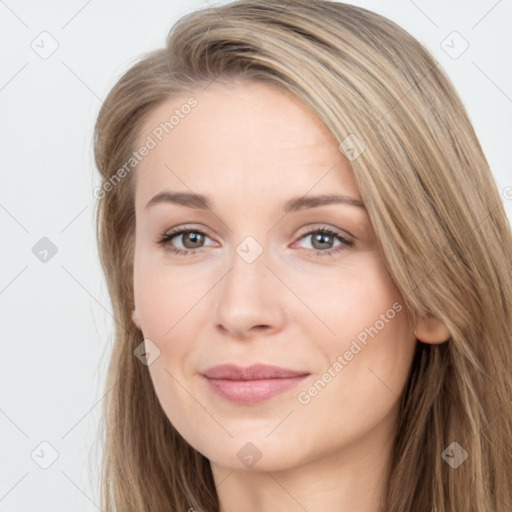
[[414, 313, 450, 344]]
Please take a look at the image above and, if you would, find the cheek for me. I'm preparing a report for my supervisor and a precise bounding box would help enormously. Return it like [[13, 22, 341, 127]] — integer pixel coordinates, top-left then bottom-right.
[[133, 259, 209, 345], [295, 251, 415, 399], [134, 264, 207, 435], [288, 260, 414, 453], [291, 250, 408, 343]]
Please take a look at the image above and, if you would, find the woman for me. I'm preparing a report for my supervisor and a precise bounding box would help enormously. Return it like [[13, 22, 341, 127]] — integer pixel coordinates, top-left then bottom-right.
[[93, 1, 512, 510]]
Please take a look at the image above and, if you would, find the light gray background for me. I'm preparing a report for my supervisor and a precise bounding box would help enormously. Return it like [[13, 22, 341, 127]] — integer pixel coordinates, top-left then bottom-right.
[[1, 1, 511, 510]]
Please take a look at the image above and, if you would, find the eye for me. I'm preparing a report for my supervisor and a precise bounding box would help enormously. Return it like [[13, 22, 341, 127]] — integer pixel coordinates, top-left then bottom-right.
[[293, 227, 354, 257], [155, 225, 354, 257], [155, 227, 215, 256]]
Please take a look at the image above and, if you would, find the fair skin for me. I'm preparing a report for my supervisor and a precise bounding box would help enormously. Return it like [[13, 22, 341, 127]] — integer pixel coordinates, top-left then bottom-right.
[[131, 80, 449, 512]]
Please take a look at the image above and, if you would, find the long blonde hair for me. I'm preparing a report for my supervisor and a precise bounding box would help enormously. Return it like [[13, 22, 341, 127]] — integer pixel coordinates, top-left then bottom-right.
[[93, 1, 512, 510]]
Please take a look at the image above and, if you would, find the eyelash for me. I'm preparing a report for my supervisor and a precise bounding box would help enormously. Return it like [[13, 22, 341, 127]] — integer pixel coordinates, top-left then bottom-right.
[[155, 225, 354, 257]]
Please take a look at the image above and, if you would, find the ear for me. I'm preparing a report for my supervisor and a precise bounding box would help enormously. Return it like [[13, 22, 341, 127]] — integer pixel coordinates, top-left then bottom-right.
[[414, 313, 450, 344], [131, 307, 141, 330]]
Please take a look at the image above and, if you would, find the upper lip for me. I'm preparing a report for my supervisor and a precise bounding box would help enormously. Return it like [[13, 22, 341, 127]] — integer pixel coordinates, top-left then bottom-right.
[[202, 364, 310, 381]]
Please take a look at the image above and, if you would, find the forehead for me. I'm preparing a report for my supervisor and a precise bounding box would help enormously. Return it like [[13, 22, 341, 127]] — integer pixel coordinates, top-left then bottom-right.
[[133, 80, 360, 208]]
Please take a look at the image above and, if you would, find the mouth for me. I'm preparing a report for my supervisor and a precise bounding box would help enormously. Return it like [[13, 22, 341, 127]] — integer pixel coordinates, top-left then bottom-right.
[[201, 364, 310, 404]]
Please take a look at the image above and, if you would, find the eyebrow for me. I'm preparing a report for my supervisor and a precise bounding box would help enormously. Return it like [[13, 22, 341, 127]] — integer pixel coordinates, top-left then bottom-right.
[[144, 191, 366, 211]]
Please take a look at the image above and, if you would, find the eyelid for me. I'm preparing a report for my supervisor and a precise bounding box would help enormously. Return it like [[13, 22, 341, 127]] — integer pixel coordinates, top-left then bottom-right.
[[294, 223, 355, 241], [164, 223, 217, 241]]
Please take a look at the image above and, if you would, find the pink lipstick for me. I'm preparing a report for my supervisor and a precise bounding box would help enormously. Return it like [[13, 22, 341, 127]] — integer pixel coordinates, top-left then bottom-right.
[[201, 364, 310, 404]]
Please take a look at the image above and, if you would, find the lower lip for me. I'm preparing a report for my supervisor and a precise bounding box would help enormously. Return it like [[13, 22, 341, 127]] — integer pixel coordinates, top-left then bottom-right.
[[203, 375, 309, 404]]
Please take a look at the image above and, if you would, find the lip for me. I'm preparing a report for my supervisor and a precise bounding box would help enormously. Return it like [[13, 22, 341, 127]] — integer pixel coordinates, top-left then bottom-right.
[[201, 364, 310, 404]]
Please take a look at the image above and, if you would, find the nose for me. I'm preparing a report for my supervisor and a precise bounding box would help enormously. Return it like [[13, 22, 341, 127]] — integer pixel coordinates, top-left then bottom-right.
[[213, 242, 286, 340]]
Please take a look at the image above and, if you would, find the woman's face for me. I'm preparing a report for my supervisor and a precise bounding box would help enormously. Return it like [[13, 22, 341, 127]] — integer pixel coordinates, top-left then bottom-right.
[[131, 80, 417, 473]]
